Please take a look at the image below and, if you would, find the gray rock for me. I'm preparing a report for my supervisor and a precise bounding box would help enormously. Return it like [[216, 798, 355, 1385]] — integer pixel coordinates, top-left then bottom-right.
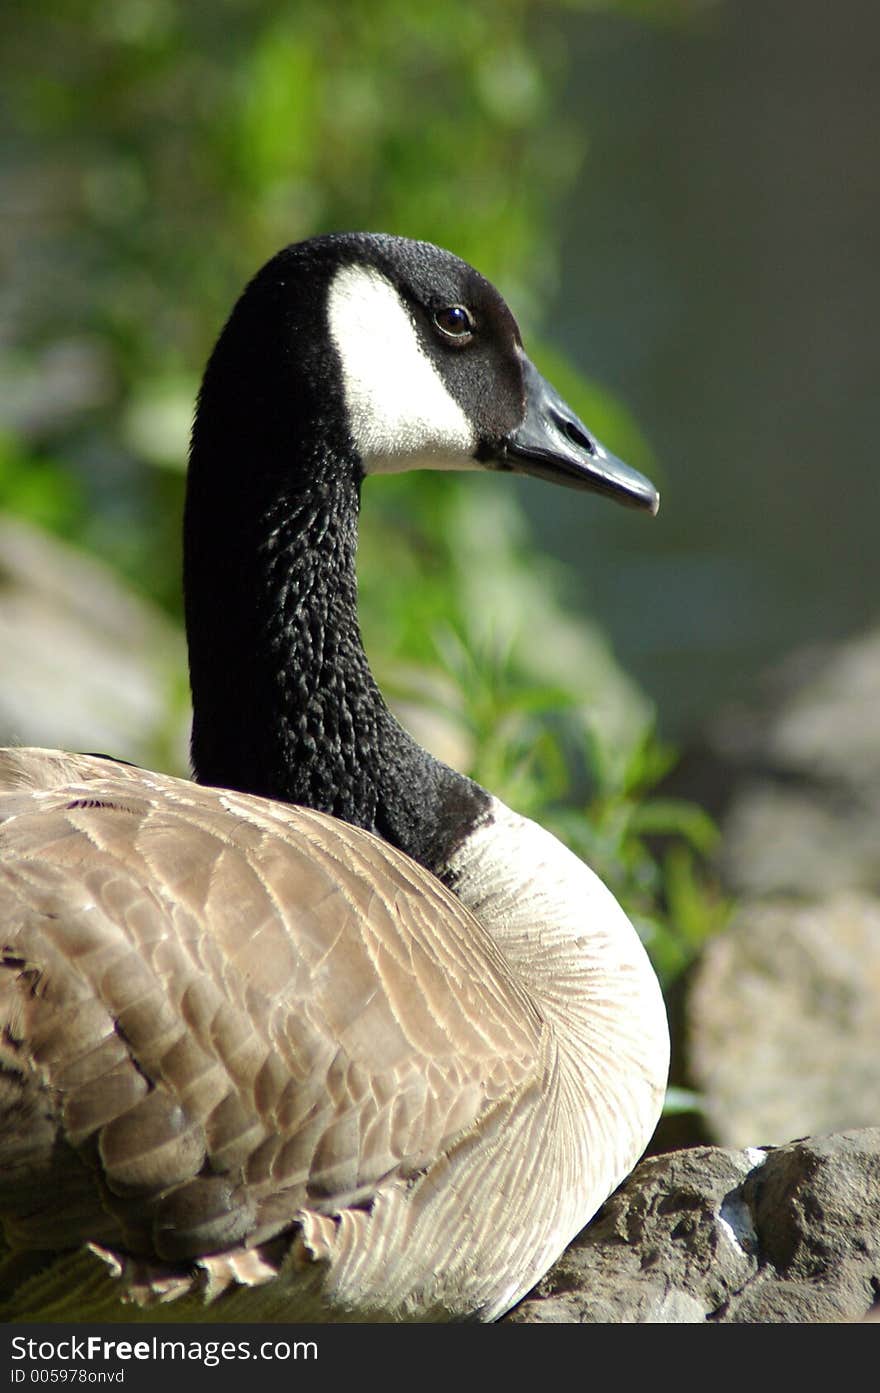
[[664, 624, 880, 1149], [710, 626, 880, 898], [0, 514, 188, 772], [720, 784, 880, 900], [507, 1130, 880, 1323], [687, 893, 880, 1146]]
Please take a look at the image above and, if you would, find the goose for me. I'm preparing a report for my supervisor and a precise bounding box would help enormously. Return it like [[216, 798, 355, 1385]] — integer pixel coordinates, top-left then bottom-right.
[[0, 232, 669, 1323]]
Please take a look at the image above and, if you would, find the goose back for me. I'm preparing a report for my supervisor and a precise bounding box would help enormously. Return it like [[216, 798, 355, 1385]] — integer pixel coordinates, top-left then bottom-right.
[[0, 747, 666, 1321]]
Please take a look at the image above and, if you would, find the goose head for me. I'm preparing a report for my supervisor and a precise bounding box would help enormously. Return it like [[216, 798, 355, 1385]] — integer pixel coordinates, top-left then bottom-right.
[[326, 234, 658, 509], [189, 232, 658, 502]]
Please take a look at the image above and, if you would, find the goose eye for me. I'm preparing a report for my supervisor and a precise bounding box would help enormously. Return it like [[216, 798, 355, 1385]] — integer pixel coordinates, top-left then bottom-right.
[[433, 304, 474, 340]]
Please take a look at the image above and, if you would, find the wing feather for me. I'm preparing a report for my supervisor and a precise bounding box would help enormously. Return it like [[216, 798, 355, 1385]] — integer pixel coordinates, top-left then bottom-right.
[[0, 748, 541, 1263]]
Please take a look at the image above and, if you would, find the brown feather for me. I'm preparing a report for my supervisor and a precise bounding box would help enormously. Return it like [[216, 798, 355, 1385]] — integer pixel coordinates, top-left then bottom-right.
[[0, 748, 540, 1270]]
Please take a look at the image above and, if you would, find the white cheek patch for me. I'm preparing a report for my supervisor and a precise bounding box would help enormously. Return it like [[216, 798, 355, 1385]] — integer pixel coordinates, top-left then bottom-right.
[[327, 263, 477, 474]]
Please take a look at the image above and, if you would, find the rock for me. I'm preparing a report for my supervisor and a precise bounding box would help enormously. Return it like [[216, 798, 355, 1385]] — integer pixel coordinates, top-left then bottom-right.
[[709, 626, 880, 898], [0, 514, 188, 771], [720, 784, 880, 900], [686, 893, 880, 1146], [662, 624, 880, 1147], [507, 1130, 880, 1323]]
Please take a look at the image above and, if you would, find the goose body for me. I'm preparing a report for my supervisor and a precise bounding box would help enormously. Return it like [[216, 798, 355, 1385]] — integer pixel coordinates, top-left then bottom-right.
[[0, 234, 669, 1322]]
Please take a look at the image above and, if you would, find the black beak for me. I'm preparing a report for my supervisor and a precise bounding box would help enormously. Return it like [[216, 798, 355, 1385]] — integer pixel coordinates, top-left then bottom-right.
[[493, 354, 660, 515]]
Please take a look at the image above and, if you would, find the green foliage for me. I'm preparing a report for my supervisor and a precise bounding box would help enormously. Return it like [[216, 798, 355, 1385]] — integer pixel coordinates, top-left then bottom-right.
[[0, 432, 85, 535]]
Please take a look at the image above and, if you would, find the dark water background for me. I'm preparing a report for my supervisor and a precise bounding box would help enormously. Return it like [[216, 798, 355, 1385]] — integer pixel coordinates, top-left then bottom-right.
[[522, 0, 879, 736]]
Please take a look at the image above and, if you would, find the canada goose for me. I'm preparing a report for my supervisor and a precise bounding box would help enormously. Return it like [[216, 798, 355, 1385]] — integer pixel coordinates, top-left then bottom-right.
[[0, 233, 669, 1323]]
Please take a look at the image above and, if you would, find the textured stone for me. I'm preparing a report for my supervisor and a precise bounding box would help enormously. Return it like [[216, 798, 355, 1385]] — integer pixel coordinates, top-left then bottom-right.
[[507, 1130, 880, 1323], [709, 626, 880, 898], [0, 514, 188, 771], [686, 893, 880, 1146]]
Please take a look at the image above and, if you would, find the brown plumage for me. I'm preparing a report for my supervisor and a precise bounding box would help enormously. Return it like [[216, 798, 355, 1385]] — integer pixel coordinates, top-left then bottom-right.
[[0, 750, 544, 1317]]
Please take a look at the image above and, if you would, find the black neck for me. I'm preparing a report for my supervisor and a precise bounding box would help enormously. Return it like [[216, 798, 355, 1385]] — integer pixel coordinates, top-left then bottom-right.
[[185, 392, 489, 880]]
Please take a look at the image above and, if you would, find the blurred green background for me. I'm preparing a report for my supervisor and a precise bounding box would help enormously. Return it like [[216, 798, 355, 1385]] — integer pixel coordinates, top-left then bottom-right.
[[3, 0, 877, 999]]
